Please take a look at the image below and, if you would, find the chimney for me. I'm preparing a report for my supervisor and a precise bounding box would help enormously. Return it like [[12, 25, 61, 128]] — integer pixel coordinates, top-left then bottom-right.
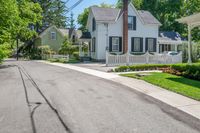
[[123, 0, 128, 53]]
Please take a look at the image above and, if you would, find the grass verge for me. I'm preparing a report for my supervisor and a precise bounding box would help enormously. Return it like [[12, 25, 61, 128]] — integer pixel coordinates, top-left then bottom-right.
[[121, 72, 200, 101]]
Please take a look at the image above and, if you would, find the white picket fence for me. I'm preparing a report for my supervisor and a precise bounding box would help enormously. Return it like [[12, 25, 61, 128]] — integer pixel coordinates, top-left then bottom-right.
[[106, 52, 182, 66], [42, 54, 69, 60]]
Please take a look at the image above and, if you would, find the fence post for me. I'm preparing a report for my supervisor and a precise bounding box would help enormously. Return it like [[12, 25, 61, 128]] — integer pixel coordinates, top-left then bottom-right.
[[126, 52, 129, 65], [146, 51, 149, 64], [106, 51, 108, 66]]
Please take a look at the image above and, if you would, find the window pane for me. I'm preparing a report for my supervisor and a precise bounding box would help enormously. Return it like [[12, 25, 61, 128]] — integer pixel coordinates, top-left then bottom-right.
[[112, 37, 119, 51], [148, 39, 154, 51], [51, 32, 56, 40], [128, 16, 133, 30], [134, 38, 140, 52]]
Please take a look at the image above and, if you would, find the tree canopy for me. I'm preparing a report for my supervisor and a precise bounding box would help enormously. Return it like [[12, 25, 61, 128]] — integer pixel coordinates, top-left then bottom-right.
[[33, 0, 67, 30], [0, 0, 42, 62]]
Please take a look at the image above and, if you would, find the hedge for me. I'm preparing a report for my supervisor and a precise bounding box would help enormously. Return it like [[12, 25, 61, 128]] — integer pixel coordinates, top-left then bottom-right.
[[115, 64, 170, 72], [171, 64, 200, 80]]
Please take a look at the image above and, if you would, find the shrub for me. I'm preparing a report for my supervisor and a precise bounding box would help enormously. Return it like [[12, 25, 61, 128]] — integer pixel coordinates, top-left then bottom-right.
[[59, 38, 77, 56], [38, 45, 55, 55], [48, 58, 68, 63], [115, 64, 170, 72], [0, 43, 11, 63], [170, 63, 200, 80], [73, 51, 79, 60]]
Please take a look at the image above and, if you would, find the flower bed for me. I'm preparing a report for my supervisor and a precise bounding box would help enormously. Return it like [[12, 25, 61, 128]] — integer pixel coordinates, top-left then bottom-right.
[[114, 64, 170, 72]]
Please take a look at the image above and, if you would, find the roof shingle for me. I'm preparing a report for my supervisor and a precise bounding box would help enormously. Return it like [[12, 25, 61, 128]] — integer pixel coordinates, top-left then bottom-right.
[[138, 10, 161, 25], [90, 6, 161, 25], [91, 6, 120, 22]]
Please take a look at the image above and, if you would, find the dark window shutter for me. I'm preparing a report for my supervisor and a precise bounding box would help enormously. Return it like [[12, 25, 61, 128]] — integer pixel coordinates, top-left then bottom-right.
[[109, 37, 112, 52], [92, 18, 96, 31], [140, 38, 143, 52], [119, 37, 122, 52], [94, 38, 96, 52], [133, 16, 136, 30], [131, 37, 134, 52], [153, 38, 157, 52], [92, 37, 96, 52], [145, 38, 148, 52]]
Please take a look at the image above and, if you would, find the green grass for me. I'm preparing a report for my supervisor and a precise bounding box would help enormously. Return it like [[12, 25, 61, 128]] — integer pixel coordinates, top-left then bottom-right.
[[121, 72, 200, 101]]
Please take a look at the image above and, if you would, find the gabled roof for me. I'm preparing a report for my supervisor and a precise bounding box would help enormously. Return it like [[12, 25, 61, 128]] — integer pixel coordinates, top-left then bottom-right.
[[39, 26, 68, 38], [90, 4, 161, 25], [138, 10, 161, 25], [38, 26, 81, 39], [80, 32, 91, 39], [91, 6, 120, 22], [58, 29, 69, 37], [158, 31, 185, 44]]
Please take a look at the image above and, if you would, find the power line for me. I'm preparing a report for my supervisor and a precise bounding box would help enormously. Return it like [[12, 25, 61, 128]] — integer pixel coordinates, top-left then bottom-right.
[[66, 0, 84, 13]]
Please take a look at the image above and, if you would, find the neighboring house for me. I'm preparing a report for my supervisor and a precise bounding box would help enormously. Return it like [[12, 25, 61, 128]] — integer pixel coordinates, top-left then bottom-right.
[[158, 31, 185, 53], [35, 25, 81, 52], [80, 2, 161, 61]]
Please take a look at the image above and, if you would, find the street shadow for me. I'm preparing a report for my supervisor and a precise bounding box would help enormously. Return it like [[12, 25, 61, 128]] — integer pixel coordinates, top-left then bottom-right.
[[167, 77, 200, 89], [0, 64, 16, 69]]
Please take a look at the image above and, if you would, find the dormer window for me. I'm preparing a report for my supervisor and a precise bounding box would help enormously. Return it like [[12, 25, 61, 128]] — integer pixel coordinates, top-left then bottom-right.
[[51, 32, 56, 40], [92, 18, 96, 31], [128, 16, 136, 30]]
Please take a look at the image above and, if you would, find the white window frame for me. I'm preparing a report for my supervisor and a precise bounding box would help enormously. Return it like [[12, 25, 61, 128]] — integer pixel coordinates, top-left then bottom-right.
[[51, 32, 56, 40], [112, 37, 120, 52]]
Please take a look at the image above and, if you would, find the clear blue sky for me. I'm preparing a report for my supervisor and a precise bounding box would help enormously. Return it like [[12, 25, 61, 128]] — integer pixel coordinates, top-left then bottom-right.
[[66, 0, 118, 28]]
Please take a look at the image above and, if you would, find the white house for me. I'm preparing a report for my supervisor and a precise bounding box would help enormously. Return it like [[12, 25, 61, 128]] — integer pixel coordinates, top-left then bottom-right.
[[79, 1, 183, 65], [79, 2, 161, 60]]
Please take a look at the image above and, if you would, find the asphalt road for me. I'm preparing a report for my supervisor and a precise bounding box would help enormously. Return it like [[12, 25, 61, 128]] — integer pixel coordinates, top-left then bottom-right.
[[1, 60, 200, 133]]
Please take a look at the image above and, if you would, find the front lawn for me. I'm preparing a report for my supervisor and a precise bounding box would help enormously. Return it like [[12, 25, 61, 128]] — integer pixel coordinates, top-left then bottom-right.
[[121, 72, 200, 101]]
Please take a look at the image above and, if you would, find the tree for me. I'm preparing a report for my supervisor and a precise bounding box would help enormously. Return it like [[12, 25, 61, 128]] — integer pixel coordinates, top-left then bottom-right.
[[67, 12, 75, 29], [33, 0, 67, 30], [116, 0, 143, 9], [59, 38, 77, 56], [77, 8, 89, 31], [17, 0, 43, 41], [77, 3, 114, 31], [0, 0, 42, 62]]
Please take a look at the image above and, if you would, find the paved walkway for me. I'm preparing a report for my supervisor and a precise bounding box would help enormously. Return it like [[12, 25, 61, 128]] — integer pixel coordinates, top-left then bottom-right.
[[41, 61, 200, 120]]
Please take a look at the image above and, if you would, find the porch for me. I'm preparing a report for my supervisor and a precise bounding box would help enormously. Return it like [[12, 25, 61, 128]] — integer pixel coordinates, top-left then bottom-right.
[[158, 31, 185, 53], [79, 32, 92, 61]]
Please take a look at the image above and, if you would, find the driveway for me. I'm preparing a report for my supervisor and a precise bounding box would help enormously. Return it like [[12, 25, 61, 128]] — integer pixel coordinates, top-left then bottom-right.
[[72, 62, 115, 72], [0, 60, 200, 133]]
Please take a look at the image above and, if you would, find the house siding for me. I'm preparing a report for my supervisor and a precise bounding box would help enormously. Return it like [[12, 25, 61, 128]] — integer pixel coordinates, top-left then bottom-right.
[[127, 4, 159, 53], [41, 27, 65, 52], [88, 11, 98, 59]]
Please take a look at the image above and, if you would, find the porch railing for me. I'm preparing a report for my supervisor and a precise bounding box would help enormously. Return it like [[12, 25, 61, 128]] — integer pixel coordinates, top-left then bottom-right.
[[106, 51, 182, 66]]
